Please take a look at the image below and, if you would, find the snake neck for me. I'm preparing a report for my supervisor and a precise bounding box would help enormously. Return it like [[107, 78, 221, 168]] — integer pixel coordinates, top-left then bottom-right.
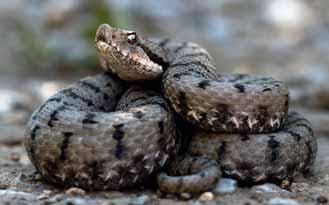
[[137, 37, 171, 70]]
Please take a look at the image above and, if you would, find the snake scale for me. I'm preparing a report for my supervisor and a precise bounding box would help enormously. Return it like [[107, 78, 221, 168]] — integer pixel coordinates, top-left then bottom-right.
[[24, 24, 317, 194]]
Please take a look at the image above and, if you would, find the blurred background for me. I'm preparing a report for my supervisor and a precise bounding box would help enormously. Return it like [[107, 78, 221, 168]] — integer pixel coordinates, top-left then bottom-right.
[[2, 0, 329, 78], [0, 0, 328, 146]]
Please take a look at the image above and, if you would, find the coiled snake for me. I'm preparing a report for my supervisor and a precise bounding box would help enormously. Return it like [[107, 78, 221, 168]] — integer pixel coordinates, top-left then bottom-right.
[[24, 24, 317, 194]]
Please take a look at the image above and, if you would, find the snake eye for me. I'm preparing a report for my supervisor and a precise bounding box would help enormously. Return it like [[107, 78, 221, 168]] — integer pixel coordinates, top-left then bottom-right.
[[127, 32, 137, 44]]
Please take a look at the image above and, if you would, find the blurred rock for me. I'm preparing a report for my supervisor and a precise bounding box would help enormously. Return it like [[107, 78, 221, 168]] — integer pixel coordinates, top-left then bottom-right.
[[317, 195, 328, 204], [269, 198, 300, 205], [252, 183, 289, 194], [290, 82, 329, 110], [0, 124, 25, 145], [199, 192, 214, 201], [24, 79, 67, 103], [180, 192, 192, 200], [213, 178, 237, 194], [65, 187, 86, 196], [44, 0, 81, 27], [48, 197, 98, 205], [102, 195, 151, 205], [37, 189, 53, 200], [0, 190, 36, 201], [0, 89, 32, 115]]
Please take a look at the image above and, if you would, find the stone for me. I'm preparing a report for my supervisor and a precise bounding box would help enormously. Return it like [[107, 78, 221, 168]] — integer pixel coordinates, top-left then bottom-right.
[[65, 187, 86, 195], [0, 190, 36, 201], [252, 183, 289, 194], [37, 189, 53, 200], [269, 198, 300, 205], [10, 152, 20, 162], [213, 178, 237, 194], [0, 124, 26, 145], [317, 195, 328, 204], [199, 192, 214, 201], [103, 195, 151, 205], [180, 192, 192, 200]]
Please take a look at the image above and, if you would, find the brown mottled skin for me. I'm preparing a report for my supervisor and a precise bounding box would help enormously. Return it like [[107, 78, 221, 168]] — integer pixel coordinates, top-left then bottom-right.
[[157, 156, 221, 194], [95, 24, 289, 133], [24, 24, 317, 194], [188, 112, 317, 184], [25, 74, 176, 190]]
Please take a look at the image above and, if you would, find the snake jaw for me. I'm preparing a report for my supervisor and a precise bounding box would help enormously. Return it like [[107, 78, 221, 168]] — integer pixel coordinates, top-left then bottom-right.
[[95, 24, 163, 81]]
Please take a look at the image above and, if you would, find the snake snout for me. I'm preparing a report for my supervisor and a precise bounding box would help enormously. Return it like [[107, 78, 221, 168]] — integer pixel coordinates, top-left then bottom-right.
[[95, 24, 112, 43]]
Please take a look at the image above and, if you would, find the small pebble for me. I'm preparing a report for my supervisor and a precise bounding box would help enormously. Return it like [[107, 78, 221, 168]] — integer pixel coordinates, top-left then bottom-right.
[[252, 183, 289, 194], [9, 153, 20, 162], [156, 190, 164, 198], [103, 195, 151, 205], [199, 192, 214, 201], [180, 192, 192, 200], [34, 173, 43, 180], [269, 198, 300, 205], [165, 194, 176, 199], [37, 190, 52, 200], [0, 190, 36, 201], [280, 180, 291, 189], [317, 195, 328, 204], [13, 173, 28, 187], [45, 194, 66, 203], [290, 182, 309, 193], [0, 184, 8, 189], [213, 178, 237, 194], [65, 187, 86, 195]]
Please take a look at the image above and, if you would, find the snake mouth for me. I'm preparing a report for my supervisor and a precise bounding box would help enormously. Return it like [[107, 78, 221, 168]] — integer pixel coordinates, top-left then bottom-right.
[[94, 24, 163, 80], [96, 41, 162, 72]]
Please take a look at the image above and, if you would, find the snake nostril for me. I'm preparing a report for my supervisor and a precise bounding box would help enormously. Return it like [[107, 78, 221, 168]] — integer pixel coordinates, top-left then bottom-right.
[[95, 24, 111, 43], [96, 32, 107, 43]]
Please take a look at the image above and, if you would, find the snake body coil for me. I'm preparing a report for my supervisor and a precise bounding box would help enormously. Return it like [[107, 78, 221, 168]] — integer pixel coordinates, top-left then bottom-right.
[[24, 24, 317, 194], [25, 74, 176, 190]]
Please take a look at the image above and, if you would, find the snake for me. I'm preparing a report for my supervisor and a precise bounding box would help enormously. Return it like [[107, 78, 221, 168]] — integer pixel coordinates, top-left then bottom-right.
[[24, 75, 177, 190], [24, 24, 317, 194]]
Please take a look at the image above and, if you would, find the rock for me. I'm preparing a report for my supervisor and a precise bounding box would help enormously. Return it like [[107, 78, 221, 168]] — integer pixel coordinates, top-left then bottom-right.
[[252, 183, 289, 194], [0, 184, 8, 189], [317, 195, 328, 204], [290, 182, 310, 193], [65, 187, 86, 195], [103, 191, 126, 199], [280, 180, 291, 189], [0, 89, 32, 114], [0, 124, 26, 145], [37, 189, 53, 200], [10, 173, 29, 189], [45, 194, 66, 203], [57, 197, 97, 205], [269, 198, 300, 205], [199, 192, 214, 201], [213, 178, 237, 194], [290, 82, 329, 110], [10, 152, 20, 162], [102, 195, 151, 205], [0, 190, 36, 201], [180, 192, 192, 200]]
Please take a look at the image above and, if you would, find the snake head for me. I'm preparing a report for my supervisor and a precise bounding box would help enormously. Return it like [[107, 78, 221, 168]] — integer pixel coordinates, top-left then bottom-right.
[[95, 24, 163, 81]]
